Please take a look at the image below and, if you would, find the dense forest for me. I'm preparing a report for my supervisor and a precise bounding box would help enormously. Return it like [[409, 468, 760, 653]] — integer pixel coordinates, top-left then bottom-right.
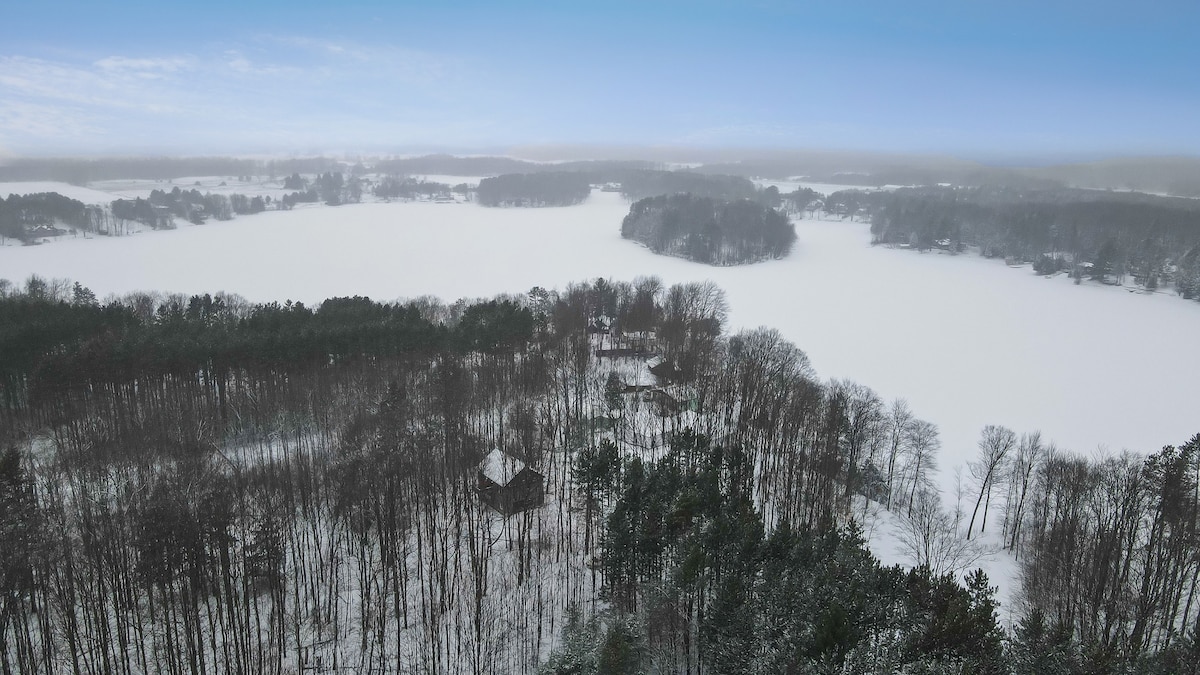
[[3, 274, 1195, 673], [1, 188, 278, 240], [621, 194, 796, 265], [0, 193, 100, 243], [373, 176, 463, 201], [476, 173, 592, 207], [110, 186, 276, 228], [472, 169, 758, 208], [373, 155, 657, 178], [824, 186, 1200, 301], [285, 172, 365, 206], [0, 157, 342, 185], [613, 171, 757, 203], [3, 172, 376, 239]]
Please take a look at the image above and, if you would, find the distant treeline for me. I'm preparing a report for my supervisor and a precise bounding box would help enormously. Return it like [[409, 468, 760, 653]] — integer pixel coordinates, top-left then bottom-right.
[[615, 170, 757, 202], [0, 157, 343, 185], [694, 154, 1200, 197], [697, 162, 1063, 191], [4, 187, 280, 241], [477, 173, 592, 207], [372, 154, 658, 177], [112, 187, 247, 227], [621, 194, 795, 265], [7, 153, 1200, 197], [471, 169, 758, 208], [1025, 157, 1200, 199], [373, 175, 463, 200], [843, 186, 1200, 299]]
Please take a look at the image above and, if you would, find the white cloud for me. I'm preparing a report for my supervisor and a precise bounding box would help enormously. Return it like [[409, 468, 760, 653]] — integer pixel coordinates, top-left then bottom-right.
[[0, 100, 97, 141], [0, 36, 487, 153], [0, 56, 186, 113], [94, 56, 194, 74], [254, 33, 452, 84], [222, 50, 308, 78], [260, 34, 370, 60]]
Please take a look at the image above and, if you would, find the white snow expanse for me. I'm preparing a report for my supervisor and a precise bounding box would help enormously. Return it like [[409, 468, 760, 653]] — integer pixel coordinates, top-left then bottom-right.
[[3, 185, 1199, 619]]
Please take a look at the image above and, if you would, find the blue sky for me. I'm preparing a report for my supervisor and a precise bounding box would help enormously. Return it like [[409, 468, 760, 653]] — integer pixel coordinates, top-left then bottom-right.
[[1, 1, 1197, 160]]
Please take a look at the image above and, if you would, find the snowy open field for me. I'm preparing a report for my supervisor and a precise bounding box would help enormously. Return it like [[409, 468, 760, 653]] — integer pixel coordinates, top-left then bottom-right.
[[4, 187, 1198, 616]]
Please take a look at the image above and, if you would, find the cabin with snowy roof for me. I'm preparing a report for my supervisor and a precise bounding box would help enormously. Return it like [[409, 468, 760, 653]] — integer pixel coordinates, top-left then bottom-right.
[[477, 448, 545, 515]]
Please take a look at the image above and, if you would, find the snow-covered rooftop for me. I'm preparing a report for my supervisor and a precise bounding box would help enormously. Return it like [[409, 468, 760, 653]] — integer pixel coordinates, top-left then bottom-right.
[[479, 448, 526, 486]]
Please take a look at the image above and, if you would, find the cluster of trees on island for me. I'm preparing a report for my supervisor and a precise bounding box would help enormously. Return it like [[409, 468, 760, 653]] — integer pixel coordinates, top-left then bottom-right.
[[825, 185, 1200, 301], [1, 274, 1197, 674], [4, 173, 378, 241], [278, 172, 366, 207], [0, 193, 100, 242], [373, 176, 467, 201], [465, 168, 797, 265], [2, 188, 277, 240], [621, 194, 796, 265], [476, 172, 592, 207], [112, 187, 264, 227]]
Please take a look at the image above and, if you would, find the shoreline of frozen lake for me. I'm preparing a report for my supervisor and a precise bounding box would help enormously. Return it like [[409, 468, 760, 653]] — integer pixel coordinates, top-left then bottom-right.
[[3, 189, 1197, 492]]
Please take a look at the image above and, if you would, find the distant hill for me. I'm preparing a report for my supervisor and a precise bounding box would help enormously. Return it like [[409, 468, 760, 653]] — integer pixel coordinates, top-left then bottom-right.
[[1023, 157, 1200, 197]]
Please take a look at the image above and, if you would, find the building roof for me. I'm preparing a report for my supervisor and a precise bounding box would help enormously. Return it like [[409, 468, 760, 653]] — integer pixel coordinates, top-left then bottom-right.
[[479, 448, 526, 487]]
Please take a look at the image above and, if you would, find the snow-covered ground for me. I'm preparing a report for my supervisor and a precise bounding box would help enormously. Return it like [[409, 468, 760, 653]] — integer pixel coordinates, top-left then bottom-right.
[[4, 187, 1198, 620]]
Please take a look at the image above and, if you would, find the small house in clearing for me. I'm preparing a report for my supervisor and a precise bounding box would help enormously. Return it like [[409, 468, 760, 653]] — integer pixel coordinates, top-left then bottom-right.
[[477, 448, 545, 516]]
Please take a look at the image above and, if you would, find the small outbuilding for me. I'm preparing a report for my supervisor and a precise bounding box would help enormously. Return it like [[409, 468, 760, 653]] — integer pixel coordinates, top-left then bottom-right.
[[477, 448, 545, 516], [647, 356, 683, 383]]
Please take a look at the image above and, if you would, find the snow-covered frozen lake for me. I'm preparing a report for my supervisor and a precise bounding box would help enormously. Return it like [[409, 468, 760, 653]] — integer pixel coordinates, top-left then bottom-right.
[[3, 189, 1198, 492]]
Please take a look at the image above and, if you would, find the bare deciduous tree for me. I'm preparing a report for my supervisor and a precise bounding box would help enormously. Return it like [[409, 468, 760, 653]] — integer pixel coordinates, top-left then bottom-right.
[[898, 489, 987, 576], [968, 425, 1016, 540]]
